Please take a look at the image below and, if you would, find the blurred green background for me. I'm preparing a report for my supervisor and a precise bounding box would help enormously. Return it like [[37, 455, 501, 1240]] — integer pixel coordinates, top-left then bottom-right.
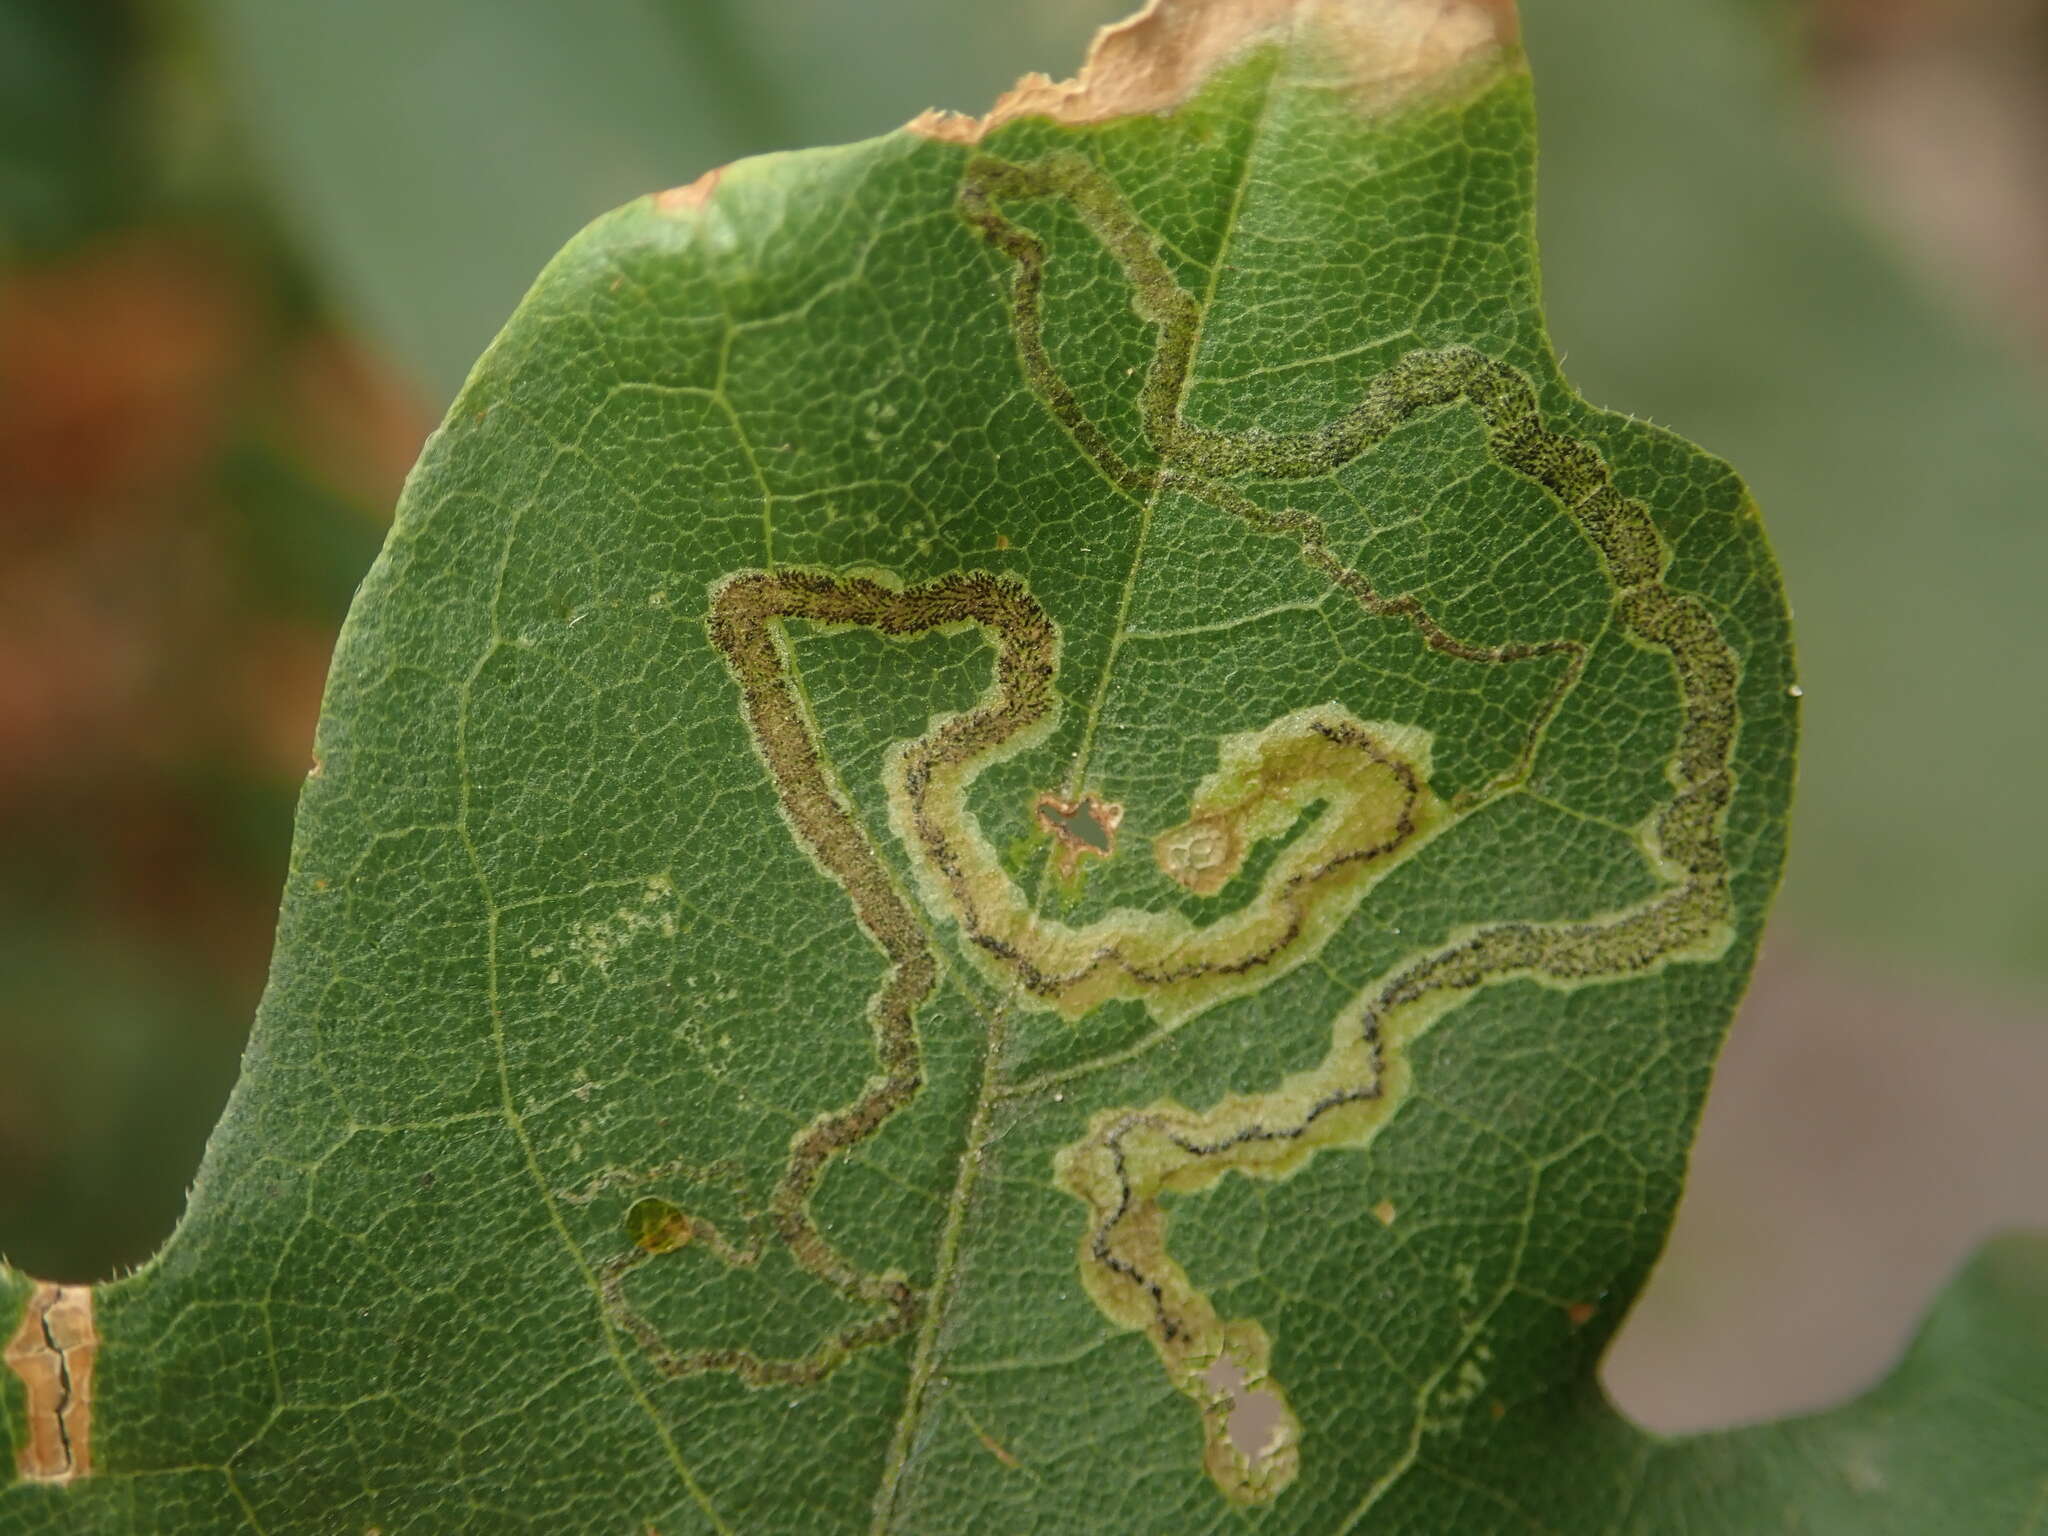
[[2, 0, 2044, 1433]]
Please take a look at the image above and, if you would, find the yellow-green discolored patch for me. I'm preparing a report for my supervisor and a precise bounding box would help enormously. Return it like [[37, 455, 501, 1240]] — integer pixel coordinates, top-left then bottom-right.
[[625, 1198, 694, 1255]]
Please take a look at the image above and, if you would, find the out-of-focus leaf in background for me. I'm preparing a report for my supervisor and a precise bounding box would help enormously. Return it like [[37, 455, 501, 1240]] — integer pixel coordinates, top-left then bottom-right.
[[0, 0, 416, 1280], [0, 0, 140, 250], [190, 0, 1133, 407]]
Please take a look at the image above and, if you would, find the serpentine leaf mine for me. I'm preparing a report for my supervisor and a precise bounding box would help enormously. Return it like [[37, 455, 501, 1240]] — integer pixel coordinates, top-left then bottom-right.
[[644, 145, 1743, 1506]]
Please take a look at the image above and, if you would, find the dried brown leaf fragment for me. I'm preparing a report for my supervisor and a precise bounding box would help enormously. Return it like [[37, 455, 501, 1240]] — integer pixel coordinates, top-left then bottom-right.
[[4, 1282, 96, 1482], [907, 0, 1518, 144]]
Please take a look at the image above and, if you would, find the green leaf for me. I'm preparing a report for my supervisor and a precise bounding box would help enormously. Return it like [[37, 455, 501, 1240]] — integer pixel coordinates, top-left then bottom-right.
[[5, 0, 2038, 1529], [188, 0, 1131, 404], [0, 0, 141, 251], [1627, 1233, 2048, 1532]]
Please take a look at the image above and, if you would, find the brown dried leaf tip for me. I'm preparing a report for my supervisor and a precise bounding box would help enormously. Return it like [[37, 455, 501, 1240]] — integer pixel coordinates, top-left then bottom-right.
[[907, 0, 1519, 144], [5, 1282, 97, 1482], [1035, 791, 1124, 879], [654, 165, 724, 216]]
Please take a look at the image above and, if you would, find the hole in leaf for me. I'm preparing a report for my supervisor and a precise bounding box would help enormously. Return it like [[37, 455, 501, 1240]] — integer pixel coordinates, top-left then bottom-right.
[[1201, 1353, 1288, 1464], [1034, 791, 1123, 877]]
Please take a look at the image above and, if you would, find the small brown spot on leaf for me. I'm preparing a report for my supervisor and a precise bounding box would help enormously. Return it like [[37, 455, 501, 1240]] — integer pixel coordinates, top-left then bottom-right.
[[1564, 1301, 1598, 1328], [1372, 1200, 1398, 1226], [975, 1426, 1021, 1469]]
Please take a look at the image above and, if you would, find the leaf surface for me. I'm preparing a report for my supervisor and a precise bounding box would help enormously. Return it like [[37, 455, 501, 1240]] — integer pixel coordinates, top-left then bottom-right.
[[5, 1, 2037, 1530]]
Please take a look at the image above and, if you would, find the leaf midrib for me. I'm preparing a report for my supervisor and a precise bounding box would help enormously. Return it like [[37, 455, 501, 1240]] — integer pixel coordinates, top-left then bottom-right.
[[863, 43, 1287, 1530]]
